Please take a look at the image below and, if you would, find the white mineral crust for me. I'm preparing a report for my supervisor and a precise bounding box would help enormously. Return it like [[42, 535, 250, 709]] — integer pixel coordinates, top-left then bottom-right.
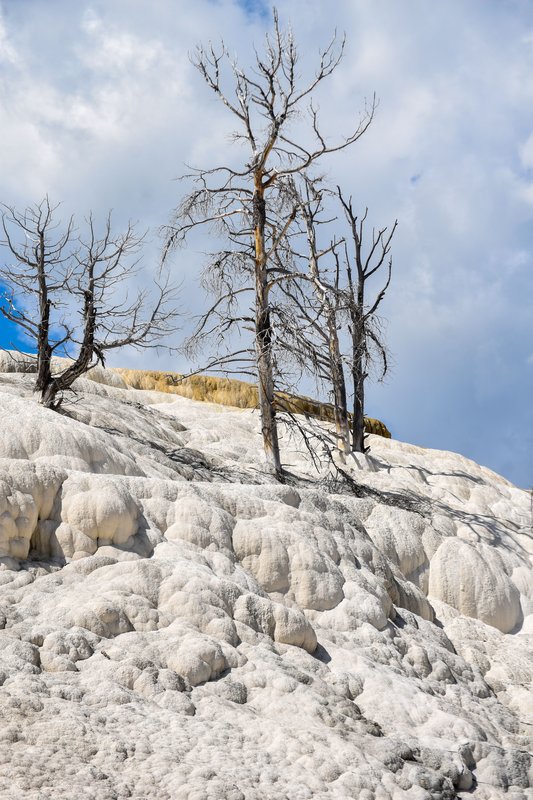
[[0, 352, 531, 799]]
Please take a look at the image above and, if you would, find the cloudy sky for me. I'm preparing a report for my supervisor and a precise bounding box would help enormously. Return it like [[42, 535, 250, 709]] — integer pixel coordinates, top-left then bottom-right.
[[0, 0, 532, 487]]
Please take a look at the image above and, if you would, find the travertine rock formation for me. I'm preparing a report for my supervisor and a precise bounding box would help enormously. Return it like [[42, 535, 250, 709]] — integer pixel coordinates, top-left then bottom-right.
[[0, 352, 531, 799]]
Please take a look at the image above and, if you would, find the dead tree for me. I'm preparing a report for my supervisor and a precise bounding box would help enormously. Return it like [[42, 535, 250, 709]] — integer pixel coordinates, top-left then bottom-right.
[[272, 180, 351, 460], [274, 178, 396, 457], [338, 190, 397, 453], [0, 198, 75, 393], [298, 188, 351, 459], [163, 9, 375, 479], [0, 198, 179, 409]]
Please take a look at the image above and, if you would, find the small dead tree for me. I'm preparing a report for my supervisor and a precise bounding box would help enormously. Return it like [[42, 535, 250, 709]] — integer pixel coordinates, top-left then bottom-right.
[[0, 198, 75, 393], [163, 9, 375, 479], [338, 189, 397, 453], [0, 197, 178, 409]]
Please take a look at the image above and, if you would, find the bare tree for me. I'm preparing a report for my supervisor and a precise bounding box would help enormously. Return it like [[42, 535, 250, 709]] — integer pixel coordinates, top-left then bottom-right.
[[338, 189, 397, 453], [0, 197, 179, 409], [298, 186, 351, 459], [163, 9, 375, 479], [270, 179, 350, 460], [273, 177, 396, 457], [0, 198, 74, 393]]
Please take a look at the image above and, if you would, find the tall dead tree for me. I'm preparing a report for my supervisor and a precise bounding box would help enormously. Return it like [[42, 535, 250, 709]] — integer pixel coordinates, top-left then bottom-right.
[[338, 190, 397, 453], [163, 10, 375, 479], [274, 178, 396, 457], [0, 197, 178, 409], [297, 185, 351, 459]]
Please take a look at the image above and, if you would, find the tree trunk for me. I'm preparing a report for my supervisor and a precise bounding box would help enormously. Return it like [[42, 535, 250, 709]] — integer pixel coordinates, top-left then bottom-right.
[[35, 298, 52, 393], [352, 321, 366, 453], [35, 231, 52, 394], [40, 380, 59, 409], [305, 214, 351, 459], [253, 177, 282, 479], [327, 312, 351, 460], [39, 289, 97, 410]]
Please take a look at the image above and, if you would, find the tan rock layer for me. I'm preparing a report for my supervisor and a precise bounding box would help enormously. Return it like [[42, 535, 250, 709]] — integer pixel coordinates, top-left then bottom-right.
[[114, 368, 392, 438]]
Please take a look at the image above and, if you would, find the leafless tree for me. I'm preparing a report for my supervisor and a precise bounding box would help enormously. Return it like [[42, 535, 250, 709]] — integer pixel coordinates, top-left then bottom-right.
[[0, 197, 179, 409], [273, 177, 396, 457], [163, 9, 375, 479], [298, 185, 351, 459], [338, 189, 397, 452]]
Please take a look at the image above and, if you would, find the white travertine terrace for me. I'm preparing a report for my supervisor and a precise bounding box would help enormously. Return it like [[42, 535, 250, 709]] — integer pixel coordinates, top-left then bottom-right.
[[0, 351, 531, 799]]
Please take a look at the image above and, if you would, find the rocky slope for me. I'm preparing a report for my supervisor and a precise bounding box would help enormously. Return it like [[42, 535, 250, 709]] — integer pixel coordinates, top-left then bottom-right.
[[0, 355, 531, 799]]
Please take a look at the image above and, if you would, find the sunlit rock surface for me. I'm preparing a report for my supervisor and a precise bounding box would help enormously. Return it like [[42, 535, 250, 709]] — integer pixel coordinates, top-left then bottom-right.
[[0, 353, 531, 799]]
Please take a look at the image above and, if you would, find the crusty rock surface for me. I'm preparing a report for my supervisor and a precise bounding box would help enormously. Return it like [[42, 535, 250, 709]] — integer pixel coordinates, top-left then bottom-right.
[[0, 353, 531, 799]]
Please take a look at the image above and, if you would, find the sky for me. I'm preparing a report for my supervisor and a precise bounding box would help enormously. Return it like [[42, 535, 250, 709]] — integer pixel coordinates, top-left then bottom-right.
[[0, 0, 532, 487]]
